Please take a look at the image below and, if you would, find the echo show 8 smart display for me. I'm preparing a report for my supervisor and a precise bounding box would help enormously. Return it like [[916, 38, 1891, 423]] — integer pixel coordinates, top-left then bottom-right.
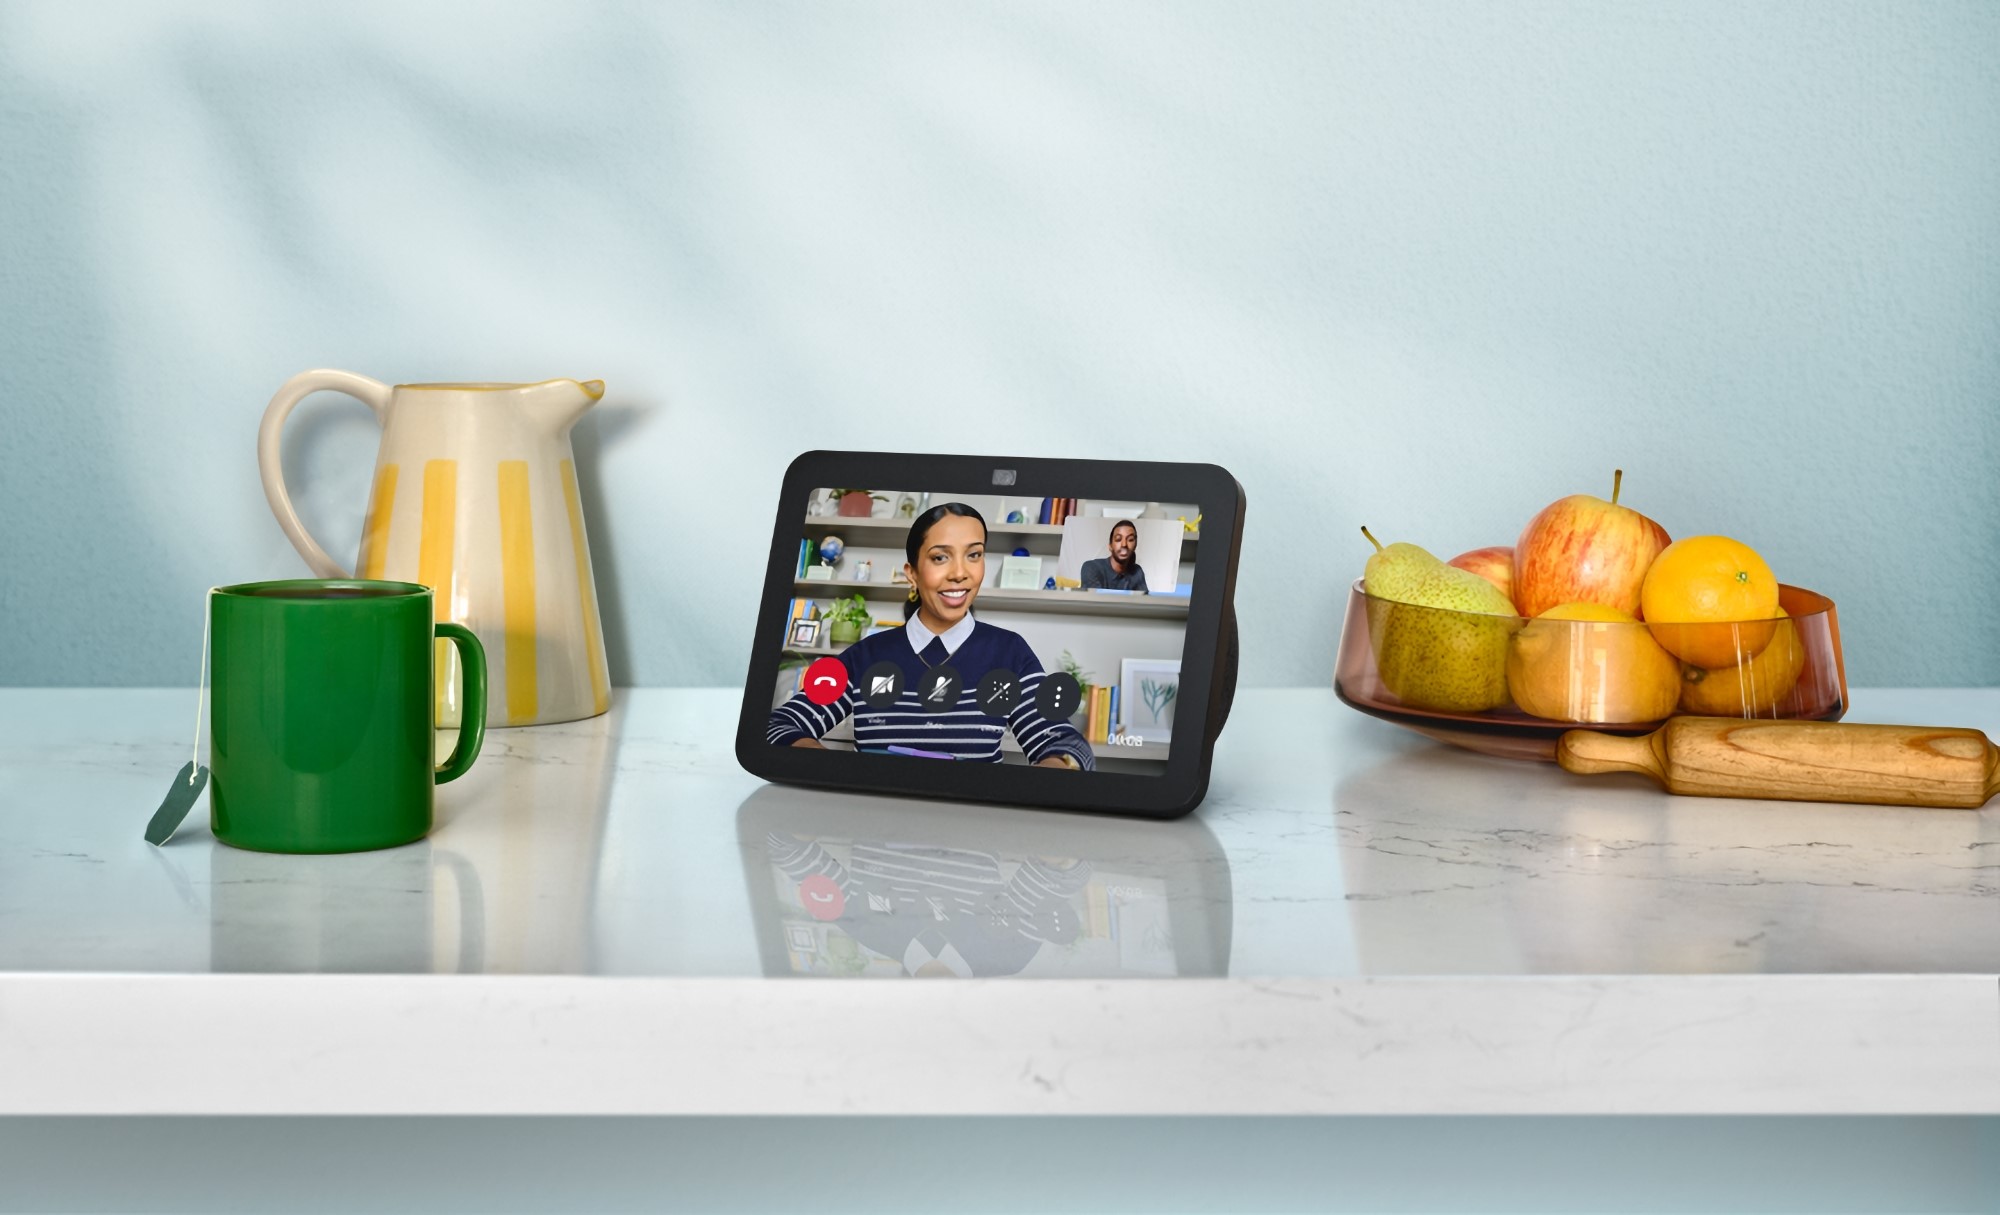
[[736, 452, 1243, 819]]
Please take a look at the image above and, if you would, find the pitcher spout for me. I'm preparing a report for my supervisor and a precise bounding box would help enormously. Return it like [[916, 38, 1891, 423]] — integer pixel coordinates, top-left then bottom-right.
[[526, 378, 604, 434]]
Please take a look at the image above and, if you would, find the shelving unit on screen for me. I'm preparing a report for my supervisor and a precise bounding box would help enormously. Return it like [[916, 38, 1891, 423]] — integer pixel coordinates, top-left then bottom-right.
[[792, 579, 1190, 620], [804, 514, 1198, 559]]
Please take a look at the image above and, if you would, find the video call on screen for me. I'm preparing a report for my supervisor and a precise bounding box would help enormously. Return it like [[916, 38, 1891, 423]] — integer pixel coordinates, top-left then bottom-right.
[[767, 488, 1201, 776]]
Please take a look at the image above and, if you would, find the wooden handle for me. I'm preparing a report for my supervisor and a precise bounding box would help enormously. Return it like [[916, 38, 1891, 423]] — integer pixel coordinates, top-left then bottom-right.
[[1554, 729, 1667, 783], [1558, 717, 2000, 809]]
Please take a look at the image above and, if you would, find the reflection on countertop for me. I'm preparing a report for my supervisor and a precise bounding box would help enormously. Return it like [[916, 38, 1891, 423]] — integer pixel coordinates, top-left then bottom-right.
[[1331, 741, 2000, 975], [736, 784, 1230, 978], [0, 687, 1994, 979], [208, 841, 486, 973]]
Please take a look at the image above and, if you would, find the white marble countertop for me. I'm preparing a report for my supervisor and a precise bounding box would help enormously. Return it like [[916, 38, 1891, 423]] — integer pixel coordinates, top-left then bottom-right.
[[2, 687, 1996, 1115]]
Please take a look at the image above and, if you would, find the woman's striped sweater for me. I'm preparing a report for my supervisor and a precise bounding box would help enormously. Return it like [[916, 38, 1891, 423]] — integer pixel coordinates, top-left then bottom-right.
[[767, 621, 1096, 770]]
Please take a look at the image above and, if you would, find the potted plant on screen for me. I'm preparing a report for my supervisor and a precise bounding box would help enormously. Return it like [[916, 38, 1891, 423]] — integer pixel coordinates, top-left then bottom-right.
[[833, 489, 886, 518], [1058, 650, 1095, 727], [827, 594, 873, 646]]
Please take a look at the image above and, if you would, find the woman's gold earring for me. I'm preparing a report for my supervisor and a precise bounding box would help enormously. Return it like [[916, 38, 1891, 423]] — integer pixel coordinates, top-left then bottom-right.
[[907, 588, 919, 602]]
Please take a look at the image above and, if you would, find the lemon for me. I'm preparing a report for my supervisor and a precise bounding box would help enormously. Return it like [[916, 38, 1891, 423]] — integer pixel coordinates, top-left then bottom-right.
[[1508, 602, 1680, 724]]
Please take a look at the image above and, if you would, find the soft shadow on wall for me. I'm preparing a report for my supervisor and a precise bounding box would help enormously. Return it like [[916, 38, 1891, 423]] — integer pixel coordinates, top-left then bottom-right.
[[2, 4, 1998, 688], [570, 396, 648, 686]]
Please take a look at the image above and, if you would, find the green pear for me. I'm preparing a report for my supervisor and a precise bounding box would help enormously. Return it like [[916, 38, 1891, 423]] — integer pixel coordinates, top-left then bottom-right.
[[1361, 527, 1518, 713]]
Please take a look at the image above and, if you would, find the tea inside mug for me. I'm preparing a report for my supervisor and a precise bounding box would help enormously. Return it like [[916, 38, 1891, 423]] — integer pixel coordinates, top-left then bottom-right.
[[238, 585, 410, 600]]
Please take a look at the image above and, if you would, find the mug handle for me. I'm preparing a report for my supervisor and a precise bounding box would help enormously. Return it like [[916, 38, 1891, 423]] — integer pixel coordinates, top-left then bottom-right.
[[257, 369, 394, 578], [434, 623, 487, 784]]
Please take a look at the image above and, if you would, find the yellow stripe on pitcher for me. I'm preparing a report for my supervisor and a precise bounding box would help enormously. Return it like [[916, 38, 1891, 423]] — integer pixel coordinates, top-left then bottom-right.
[[359, 464, 398, 580], [497, 460, 539, 724], [419, 459, 459, 723], [562, 459, 610, 715]]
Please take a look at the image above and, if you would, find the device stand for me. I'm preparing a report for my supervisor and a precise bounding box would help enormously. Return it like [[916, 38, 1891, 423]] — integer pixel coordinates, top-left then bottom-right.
[[1211, 601, 1238, 740]]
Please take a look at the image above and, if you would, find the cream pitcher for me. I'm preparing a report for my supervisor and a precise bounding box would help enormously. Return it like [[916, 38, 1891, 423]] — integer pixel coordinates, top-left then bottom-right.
[[258, 371, 612, 728]]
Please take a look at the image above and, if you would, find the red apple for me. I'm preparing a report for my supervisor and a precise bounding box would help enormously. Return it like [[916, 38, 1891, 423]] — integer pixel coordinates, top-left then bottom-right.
[[1512, 470, 1671, 618], [1447, 546, 1516, 609]]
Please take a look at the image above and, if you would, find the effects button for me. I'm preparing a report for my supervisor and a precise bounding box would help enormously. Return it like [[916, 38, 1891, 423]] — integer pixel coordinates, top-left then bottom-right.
[[976, 670, 1020, 716]]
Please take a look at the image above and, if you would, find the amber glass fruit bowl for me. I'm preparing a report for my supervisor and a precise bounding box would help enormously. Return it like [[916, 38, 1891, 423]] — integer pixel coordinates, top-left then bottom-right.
[[1333, 580, 1848, 761]]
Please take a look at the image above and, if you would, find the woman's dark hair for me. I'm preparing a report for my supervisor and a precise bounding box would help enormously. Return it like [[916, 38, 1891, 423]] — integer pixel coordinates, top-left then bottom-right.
[[903, 501, 987, 620]]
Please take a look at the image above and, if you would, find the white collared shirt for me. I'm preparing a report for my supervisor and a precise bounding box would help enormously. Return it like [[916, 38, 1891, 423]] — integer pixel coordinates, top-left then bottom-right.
[[906, 610, 975, 658]]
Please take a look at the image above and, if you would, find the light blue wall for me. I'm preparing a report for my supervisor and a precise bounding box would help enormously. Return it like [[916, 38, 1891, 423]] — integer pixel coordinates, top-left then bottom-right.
[[3, 1, 1996, 688]]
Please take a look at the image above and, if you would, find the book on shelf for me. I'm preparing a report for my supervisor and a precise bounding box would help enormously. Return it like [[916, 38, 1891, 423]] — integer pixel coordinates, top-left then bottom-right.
[[1085, 884, 1111, 938], [1038, 497, 1082, 526], [1084, 685, 1114, 744], [782, 598, 809, 646]]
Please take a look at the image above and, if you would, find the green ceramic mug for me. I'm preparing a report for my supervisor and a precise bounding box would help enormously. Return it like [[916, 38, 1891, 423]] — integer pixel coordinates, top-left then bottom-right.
[[210, 579, 487, 853]]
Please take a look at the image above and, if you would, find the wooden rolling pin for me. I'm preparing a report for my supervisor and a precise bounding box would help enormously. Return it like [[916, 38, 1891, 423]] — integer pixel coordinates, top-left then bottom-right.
[[1556, 717, 2000, 809]]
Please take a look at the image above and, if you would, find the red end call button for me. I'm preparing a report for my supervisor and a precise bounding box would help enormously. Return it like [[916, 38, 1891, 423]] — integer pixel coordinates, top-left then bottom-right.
[[803, 657, 849, 705]]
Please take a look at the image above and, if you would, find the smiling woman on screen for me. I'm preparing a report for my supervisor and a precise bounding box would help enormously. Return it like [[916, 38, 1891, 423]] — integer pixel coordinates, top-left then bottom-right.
[[767, 502, 1094, 769]]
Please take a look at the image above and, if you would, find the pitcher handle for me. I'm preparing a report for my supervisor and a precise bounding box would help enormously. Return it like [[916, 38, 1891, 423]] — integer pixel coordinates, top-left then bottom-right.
[[257, 369, 394, 578]]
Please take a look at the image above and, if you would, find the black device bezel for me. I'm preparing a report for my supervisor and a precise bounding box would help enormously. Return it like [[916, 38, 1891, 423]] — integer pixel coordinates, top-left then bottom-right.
[[735, 451, 1243, 819]]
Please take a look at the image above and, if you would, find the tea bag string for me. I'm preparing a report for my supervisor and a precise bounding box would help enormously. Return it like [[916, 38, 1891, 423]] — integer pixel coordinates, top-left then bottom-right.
[[190, 587, 216, 781], [146, 589, 218, 845]]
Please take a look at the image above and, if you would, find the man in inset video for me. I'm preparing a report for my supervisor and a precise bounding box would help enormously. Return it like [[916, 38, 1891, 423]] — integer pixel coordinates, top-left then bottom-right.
[[1080, 519, 1148, 593]]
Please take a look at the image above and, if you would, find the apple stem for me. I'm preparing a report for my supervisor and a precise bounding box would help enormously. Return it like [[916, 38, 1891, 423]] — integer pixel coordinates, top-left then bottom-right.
[[1360, 525, 1383, 553], [1611, 469, 1624, 506]]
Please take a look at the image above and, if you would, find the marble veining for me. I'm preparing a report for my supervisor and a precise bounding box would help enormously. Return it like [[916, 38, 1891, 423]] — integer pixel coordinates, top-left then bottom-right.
[[3, 685, 1998, 1115], [6, 974, 1995, 1115], [1, 687, 1996, 979]]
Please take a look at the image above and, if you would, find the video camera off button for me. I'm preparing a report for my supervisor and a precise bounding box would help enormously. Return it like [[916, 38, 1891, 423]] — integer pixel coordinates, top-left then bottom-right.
[[861, 661, 905, 709]]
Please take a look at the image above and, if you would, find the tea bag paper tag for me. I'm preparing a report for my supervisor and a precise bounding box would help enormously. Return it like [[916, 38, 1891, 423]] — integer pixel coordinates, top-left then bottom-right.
[[146, 761, 209, 847]]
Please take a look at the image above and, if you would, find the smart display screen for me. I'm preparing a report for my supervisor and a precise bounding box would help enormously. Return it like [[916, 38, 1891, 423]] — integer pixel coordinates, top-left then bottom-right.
[[763, 487, 1203, 776]]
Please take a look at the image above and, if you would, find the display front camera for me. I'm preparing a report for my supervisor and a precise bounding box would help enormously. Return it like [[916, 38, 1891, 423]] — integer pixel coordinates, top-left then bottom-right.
[[991, 469, 1017, 486]]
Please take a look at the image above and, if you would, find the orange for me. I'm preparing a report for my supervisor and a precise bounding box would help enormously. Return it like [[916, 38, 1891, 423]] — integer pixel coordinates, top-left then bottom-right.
[[1678, 609, 1806, 717], [1506, 602, 1681, 724], [1639, 535, 1779, 668]]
